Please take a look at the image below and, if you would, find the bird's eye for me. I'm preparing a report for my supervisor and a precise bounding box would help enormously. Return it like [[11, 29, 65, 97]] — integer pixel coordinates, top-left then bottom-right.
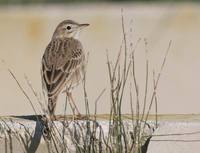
[[66, 26, 71, 30]]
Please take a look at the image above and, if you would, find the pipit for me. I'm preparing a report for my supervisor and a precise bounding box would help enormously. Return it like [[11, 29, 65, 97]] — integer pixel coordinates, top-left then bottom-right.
[[41, 20, 89, 118]]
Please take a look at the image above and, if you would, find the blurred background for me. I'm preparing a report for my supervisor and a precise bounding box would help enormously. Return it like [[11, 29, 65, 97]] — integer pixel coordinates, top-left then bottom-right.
[[0, 0, 200, 116]]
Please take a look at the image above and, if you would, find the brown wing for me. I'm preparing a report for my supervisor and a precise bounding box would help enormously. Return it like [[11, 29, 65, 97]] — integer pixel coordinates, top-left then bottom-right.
[[41, 38, 84, 98]]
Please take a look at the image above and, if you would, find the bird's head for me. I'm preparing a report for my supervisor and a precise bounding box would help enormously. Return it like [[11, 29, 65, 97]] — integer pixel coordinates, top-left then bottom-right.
[[52, 20, 89, 39]]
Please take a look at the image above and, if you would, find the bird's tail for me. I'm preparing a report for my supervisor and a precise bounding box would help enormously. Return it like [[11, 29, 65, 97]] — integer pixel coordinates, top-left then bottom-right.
[[48, 96, 57, 117]]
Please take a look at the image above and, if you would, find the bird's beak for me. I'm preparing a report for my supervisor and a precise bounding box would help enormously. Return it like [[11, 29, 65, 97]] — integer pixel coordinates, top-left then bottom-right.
[[79, 23, 90, 29]]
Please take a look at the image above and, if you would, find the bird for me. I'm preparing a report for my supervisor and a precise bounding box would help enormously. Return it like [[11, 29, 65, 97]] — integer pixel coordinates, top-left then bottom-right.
[[41, 20, 89, 119]]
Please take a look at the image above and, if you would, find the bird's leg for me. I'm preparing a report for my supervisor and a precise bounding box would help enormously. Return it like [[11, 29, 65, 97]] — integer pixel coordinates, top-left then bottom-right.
[[63, 87, 80, 116], [63, 87, 76, 115], [50, 114, 56, 121], [67, 92, 81, 116], [65, 91, 76, 116]]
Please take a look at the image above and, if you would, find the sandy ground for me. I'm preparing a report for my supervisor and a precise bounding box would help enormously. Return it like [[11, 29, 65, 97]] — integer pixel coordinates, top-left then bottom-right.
[[0, 3, 200, 115]]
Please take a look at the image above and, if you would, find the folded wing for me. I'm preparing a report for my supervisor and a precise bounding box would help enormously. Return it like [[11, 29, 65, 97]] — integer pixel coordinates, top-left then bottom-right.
[[41, 38, 84, 98]]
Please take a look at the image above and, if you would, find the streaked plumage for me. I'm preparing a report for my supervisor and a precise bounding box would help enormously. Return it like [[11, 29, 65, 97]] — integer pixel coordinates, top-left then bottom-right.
[[41, 20, 89, 116]]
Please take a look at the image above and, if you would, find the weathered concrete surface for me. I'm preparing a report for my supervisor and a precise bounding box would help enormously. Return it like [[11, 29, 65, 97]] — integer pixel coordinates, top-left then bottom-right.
[[0, 115, 154, 153], [1, 115, 200, 153], [0, 117, 47, 153], [147, 120, 200, 153]]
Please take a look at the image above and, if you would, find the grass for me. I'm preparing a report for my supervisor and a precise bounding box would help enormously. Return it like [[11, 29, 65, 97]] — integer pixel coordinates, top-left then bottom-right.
[[0, 11, 171, 153]]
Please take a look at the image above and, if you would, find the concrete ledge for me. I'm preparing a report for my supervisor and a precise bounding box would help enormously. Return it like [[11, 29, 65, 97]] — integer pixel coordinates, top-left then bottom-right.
[[1, 115, 200, 153], [147, 121, 200, 153], [0, 115, 154, 153]]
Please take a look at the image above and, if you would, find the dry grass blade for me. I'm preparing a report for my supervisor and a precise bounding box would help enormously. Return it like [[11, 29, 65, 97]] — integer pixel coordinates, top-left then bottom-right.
[[94, 88, 106, 119], [144, 40, 172, 128], [153, 71, 158, 128], [155, 40, 172, 87], [121, 8, 127, 77], [24, 74, 46, 115], [131, 53, 140, 122], [141, 39, 149, 122], [8, 69, 38, 116]]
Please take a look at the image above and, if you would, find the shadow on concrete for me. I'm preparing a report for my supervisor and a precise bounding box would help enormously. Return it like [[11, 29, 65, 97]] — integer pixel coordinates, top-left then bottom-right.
[[27, 120, 43, 153], [10, 115, 44, 153], [11, 115, 43, 121]]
